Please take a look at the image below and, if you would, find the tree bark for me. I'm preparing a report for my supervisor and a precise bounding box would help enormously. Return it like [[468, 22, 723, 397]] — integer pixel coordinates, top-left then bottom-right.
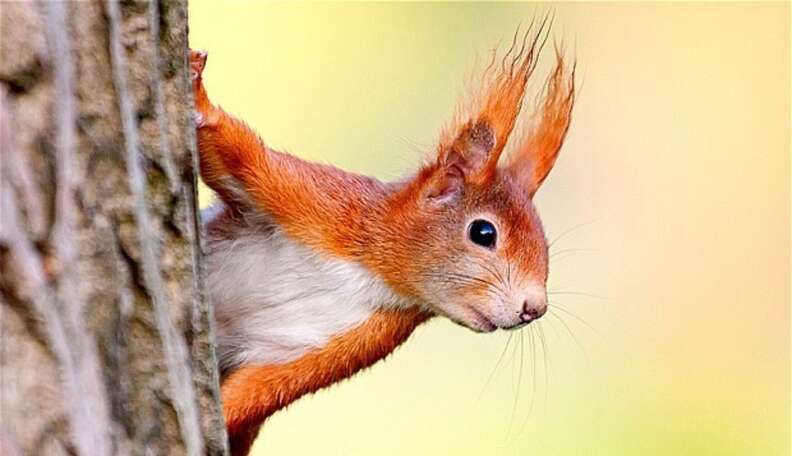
[[0, 1, 227, 454]]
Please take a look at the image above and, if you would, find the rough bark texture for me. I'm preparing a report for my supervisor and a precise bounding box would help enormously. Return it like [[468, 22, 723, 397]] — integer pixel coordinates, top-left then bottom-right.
[[0, 1, 227, 454]]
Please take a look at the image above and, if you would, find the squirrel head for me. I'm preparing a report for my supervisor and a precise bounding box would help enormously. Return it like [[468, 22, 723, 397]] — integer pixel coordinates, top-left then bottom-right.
[[378, 31, 575, 332]]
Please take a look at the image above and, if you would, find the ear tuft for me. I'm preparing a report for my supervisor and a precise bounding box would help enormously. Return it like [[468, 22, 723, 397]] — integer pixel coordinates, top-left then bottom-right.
[[507, 47, 575, 195], [437, 16, 555, 186], [423, 16, 574, 203]]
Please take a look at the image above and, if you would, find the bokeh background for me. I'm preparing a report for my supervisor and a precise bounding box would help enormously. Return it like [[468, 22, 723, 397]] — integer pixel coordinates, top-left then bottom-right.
[[189, 2, 790, 455]]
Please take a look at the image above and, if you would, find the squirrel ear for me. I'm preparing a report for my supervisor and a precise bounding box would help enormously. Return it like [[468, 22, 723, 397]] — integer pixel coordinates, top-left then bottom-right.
[[424, 121, 496, 203], [507, 51, 575, 196], [444, 120, 497, 180], [423, 162, 465, 203]]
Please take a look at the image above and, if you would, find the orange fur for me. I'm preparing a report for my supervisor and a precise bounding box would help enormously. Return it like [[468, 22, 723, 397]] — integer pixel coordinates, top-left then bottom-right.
[[193, 76, 388, 260], [221, 308, 431, 456], [189, 18, 575, 454], [508, 49, 576, 194], [439, 18, 552, 184]]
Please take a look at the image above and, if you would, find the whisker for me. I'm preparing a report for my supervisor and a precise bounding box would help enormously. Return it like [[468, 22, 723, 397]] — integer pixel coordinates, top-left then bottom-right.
[[475, 260, 509, 290], [507, 330, 526, 438], [421, 272, 493, 290], [549, 247, 597, 258], [548, 252, 593, 265], [547, 290, 609, 301], [549, 302, 600, 335], [537, 322, 550, 417], [441, 272, 511, 302], [549, 254, 580, 265], [478, 333, 514, 400], [547, 310, 589, 363], [528, 326, 538, 420], [515, 323, 549, 438], [444, 272, 500, 289], [400, 275, 509, 305], [541, 312, 568, 356], [504, 327, 520, 443], [547, 219, 597, 251]]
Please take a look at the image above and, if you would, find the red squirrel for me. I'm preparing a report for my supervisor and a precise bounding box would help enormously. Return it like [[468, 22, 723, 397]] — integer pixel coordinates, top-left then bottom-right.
[[191, 24, 574, 455]]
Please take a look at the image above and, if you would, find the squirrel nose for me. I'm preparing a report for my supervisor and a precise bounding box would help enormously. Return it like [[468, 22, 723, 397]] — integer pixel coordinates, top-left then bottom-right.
[[521, 300, 547, 323]]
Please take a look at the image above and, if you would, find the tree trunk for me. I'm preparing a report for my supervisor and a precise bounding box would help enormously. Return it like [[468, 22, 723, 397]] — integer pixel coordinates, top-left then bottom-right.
[[0, 1, 227, 454]]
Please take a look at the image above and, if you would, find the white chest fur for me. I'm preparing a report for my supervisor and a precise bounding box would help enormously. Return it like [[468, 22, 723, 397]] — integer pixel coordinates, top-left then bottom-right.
[[205, 221, 409, 371]]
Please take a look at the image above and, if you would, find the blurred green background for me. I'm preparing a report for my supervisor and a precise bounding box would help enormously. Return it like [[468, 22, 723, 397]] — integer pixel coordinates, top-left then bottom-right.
[[189, 2, 790, 455]]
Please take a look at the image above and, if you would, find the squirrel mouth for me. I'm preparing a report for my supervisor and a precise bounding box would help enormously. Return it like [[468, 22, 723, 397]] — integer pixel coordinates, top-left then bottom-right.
[[463, 305, 497, 332], [505, 320, 530, 331]]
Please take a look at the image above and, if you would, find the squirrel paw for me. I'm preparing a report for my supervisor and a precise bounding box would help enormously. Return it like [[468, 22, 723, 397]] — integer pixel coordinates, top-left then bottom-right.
[[189, 49, 216, 127], [194, 111, 205, 128], [190, 49, 208, 80]]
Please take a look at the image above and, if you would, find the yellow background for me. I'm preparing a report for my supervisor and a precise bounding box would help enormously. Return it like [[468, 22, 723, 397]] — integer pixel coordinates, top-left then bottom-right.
[[189, 3, 790, 455]]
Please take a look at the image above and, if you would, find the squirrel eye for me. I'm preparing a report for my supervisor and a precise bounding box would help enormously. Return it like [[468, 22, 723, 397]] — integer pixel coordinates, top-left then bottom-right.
[[468, 219, 497, 248]]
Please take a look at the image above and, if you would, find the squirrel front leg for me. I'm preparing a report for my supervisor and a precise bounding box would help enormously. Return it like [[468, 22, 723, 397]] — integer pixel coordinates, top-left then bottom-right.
[[190, 50, 387, 257]]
